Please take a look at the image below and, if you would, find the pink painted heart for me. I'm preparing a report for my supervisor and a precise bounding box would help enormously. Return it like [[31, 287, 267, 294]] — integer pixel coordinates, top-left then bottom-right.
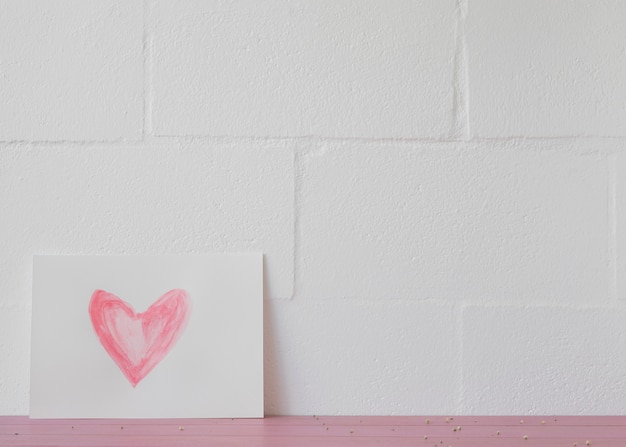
[[89, 289, 191, 387]]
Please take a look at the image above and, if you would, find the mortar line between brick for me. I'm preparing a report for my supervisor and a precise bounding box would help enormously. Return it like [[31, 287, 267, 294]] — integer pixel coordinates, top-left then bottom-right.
[[608, 153, 618, 302], [2, 135, 624, 148], [452, 0, 470, 140], [289, 148, 298, 300], [0, 139, 144, 147], [456, 302, 464, 413], [144, 134, 626, 145], [142, 0, 154, 138], [290, 147, 299, 301]]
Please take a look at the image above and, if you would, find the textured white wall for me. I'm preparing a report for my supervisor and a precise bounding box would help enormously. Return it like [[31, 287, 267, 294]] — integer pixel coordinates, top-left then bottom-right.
[[1, 0, 625, 416]]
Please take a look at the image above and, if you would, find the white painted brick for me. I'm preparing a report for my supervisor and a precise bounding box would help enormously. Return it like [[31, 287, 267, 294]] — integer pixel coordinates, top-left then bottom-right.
[[298, 140, 607, 302], [264, 299, 458, 415], [0, 305, 30, 415], [151, 0, 457, 138], [0, 141, 293, 301], [0, 2, 143, 141], [468, 0, 626, 137], [461, 305, 626, 414]]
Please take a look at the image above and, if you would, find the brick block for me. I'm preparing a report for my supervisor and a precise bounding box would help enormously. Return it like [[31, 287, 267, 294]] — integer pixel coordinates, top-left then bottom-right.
[[461, 305, 626, 414], [0, 2, 143, 141], [468, 0, 626, 137], [298, 140, 607, 302], [264, 300, 458, 415], [151, 0, 457, 138], [0, 305, 30, 415]]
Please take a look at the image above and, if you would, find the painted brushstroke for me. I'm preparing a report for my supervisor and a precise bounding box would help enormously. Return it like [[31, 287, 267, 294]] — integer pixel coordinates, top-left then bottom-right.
[[89, 289, 190, 387]]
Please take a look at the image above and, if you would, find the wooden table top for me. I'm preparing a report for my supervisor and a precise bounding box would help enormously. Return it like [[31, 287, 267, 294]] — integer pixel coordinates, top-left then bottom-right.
[[2, 415, 626, 446]]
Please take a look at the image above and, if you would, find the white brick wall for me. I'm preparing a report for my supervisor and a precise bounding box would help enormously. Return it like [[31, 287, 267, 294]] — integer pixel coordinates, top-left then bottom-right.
[[264, 300, 458, 415], [1, 1, 625, 416], [0, 2, 143, 141], [298, 140, 609, 303], [461, 305, 626, 414], [150, 0, 457, 138], [467, 0, 626, 137]]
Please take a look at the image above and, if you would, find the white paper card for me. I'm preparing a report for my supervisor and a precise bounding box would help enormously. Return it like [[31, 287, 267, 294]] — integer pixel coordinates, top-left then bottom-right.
[[30, 254, 263, 418]]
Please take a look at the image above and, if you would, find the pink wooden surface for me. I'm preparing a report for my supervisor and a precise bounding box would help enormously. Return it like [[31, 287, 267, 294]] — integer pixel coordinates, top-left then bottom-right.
[[1, 416, 625, 446]]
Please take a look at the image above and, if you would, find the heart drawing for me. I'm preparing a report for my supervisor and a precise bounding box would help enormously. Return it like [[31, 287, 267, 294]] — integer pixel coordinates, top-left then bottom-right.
[[89, 289, 191, 387]]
